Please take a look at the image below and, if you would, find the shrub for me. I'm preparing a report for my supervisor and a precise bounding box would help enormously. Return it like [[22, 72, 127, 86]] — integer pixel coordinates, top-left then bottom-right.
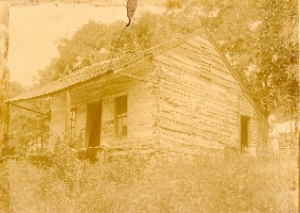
[[7, 146, 299, 213]]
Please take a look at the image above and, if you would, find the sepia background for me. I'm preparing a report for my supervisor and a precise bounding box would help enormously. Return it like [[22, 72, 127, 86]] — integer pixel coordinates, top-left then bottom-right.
[[0, 0, 299, 212]]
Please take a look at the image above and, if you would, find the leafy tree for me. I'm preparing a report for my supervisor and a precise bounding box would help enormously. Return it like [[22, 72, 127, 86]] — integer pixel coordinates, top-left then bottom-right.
[[37, 12, 200, 85], [0, 81, 51, 155], [242, 0, 299, 117], [38, 21, 115, 84], [38, 1, 298, 117], [9, 98, 51, 155], [165, 0, 299, 117]]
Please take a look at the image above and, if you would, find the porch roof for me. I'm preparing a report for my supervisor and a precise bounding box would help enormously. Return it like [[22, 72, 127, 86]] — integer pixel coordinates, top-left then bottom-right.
[[7, 30, 204, 102], [5, 28, 268, 125]]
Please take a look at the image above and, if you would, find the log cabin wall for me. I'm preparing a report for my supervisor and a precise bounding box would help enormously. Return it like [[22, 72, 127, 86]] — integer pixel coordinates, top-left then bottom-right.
[[48, 60, 157, 150], [48, 33, 268, 151], [153, 33, 268, 149]]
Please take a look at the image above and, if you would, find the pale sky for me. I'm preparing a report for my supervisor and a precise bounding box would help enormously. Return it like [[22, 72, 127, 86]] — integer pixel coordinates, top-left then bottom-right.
[[8, 2, 165, 86]]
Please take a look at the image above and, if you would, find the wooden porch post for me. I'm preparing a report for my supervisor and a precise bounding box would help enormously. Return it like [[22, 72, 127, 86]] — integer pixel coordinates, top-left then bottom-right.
[[65, 90, 71, 141]]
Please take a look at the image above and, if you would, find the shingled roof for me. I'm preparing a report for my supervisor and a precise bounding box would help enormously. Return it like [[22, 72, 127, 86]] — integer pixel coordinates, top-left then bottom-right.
[[7, 30, 205, 102], [6, 28, 268, 124]]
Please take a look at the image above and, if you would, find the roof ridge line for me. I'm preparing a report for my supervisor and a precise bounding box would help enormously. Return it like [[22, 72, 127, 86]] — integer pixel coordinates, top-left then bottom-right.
[[5, 29, 206, 102]]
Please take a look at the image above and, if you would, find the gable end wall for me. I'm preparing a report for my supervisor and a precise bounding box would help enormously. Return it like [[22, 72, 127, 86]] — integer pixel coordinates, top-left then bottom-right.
[[153, 34, 268, 149]]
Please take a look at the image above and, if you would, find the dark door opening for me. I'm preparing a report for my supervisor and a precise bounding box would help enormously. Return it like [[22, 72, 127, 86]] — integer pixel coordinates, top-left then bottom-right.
[[86, 101, 102, 147], [240, 115, 250, 149]]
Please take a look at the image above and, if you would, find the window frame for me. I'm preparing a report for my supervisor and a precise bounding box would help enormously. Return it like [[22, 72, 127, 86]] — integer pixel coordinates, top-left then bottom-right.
[[115, 95, 128, 138]]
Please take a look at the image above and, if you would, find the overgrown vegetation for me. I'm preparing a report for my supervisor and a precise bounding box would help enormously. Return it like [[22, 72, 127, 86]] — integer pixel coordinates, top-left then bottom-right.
[[9, 98, 51, 155], [1, 2, 298, 211], [8, 146, 298, 213]]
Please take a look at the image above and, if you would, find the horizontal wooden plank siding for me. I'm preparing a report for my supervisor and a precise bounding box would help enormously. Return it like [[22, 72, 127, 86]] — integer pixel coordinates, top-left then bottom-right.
[[47, 32, 268, 152], [48, 61, 157, 150], [239, 96, 268, 146], [153, 35, 268, 149]]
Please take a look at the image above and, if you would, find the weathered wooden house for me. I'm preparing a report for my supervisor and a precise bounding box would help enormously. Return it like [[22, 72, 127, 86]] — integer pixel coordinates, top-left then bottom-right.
[[6, 29, 268, 152]]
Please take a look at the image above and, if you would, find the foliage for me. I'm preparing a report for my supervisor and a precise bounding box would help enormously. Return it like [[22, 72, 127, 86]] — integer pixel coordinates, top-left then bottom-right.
[[166, 0, 299, 117], [0, 85, 50, 159], [1, 82, 27, 154], [36, 1, 298, 117], [0, 80, 51, 155], [0, 81, 24, 114], [9, 98, 51, 155], [241, 0, 299, 117], [8, 146, 299, 213], [37, 11, 201, 85]]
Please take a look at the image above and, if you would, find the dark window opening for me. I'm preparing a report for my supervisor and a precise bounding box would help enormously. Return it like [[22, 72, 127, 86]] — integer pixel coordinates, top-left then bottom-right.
[[240, 115, 250, 150], [115, 96, 127, 137], [86, 101, 102, 147]]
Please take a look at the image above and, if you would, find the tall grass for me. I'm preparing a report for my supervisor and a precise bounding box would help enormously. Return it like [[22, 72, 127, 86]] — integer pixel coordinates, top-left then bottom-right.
[[8, 146, 298, 213]]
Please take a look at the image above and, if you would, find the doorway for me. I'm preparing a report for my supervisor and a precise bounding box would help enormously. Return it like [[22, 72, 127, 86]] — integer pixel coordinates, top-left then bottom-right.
[[240, 115, 250, 149], [86, 101, 102, 147]]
